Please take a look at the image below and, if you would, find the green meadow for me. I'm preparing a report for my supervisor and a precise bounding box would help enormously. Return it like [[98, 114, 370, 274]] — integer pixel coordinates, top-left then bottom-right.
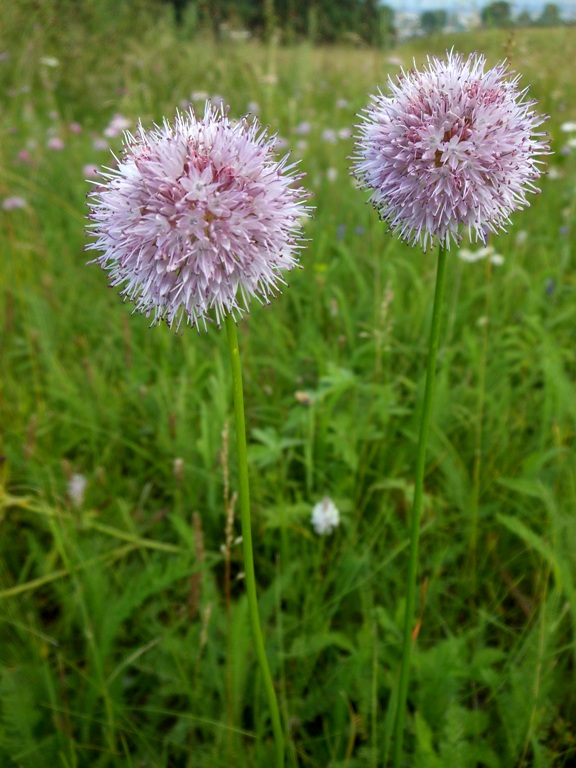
[[1, 2, 576, 765]]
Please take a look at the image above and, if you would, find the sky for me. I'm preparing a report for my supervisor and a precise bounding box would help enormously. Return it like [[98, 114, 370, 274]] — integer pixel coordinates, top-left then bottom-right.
[[383, 0, 576, 16]]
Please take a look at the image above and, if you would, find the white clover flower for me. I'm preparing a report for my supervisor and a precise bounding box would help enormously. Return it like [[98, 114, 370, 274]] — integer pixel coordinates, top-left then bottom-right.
[[352, 50, 549, 251], [458, 247, 489, 263], [457, 244, 504, 265], [311, 497, 340, 536], [39, 56, 59, 68], [86, 103, 312, 330], [68, 474, 87, 508]]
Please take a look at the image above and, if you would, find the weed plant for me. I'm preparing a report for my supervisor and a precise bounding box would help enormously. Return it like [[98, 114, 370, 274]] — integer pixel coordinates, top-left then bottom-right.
[[1, 3, 576, 766]]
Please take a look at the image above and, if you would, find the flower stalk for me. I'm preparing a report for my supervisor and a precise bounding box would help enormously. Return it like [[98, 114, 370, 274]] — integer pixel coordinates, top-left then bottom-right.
[[225, 314, 285, 768], [392, 246, 447, 768]]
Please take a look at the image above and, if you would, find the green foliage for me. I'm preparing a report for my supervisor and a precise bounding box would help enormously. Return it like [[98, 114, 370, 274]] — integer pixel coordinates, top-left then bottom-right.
[[420, 10, 448, 35], [481, 2, 512, 28], [537, 4, 563, 27], [1, 4, 576, 766]]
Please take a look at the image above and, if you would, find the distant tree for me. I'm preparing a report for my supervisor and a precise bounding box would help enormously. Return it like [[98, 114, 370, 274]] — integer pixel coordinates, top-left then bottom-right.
[[273, 0, 384, 43], [516, 9, 533, 26], [160, 0, 394, 43], [159, 0, 190, 26], [481, 1, 512, 27], [538, 3, 562, 25], [379, 4, 396, 47], [421, 9, 447, 34]]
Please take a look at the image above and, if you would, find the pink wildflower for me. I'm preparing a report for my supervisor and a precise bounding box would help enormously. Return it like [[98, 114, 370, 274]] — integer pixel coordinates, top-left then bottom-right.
[[47, 137, 65, 151], [93, 138, 109, 151], [352, 51, 549, 251], [86, 103, 311, 330], [83, 164, 100, 179], [104, 113, 131, 138], [2, 196, 27, 210]]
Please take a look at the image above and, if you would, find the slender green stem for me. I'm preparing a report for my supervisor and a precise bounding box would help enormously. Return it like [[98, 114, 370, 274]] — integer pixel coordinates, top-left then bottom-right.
[[225, 314, 285, 768], [391, 246, 448, 768]]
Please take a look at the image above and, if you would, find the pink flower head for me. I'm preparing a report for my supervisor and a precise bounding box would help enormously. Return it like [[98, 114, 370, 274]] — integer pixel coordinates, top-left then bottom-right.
[[104, 113, 131, 138], [352, 50, 549, 251], [86, 103, 311, 330], [2, 196, 27, 210], [83, 164, 100, 180], [47, 136, 65, 151]]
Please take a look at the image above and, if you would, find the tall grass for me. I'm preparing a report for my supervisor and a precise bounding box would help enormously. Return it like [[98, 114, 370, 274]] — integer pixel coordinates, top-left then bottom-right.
[[1, 3, 576, 765]]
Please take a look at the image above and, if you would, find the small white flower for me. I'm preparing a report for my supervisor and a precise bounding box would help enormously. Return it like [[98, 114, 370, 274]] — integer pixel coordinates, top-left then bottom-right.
[[68, 474, 87, 508], [548, 166, 564, 180], [476, 246, 495, 260], [311, 497, 340, 536], [560, 121, 576, 133], [458, 245, 505, 265], [457, 247, 486, 263]]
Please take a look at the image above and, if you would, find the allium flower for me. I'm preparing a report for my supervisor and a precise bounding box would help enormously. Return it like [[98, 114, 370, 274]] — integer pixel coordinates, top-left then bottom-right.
[[311, 497, 340, 536], [352, 51, 549, 251], [86, 103, 311, 330]]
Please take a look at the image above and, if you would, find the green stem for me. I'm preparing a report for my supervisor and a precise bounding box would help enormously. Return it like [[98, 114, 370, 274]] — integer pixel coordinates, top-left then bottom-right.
[[225, 314, 285, 768], [392, 246, 448, 768]]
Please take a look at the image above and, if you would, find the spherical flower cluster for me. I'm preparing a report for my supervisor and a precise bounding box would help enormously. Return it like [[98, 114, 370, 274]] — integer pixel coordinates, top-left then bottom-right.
[[352, 50, 549, 251], [86, 104, 311, 330]]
